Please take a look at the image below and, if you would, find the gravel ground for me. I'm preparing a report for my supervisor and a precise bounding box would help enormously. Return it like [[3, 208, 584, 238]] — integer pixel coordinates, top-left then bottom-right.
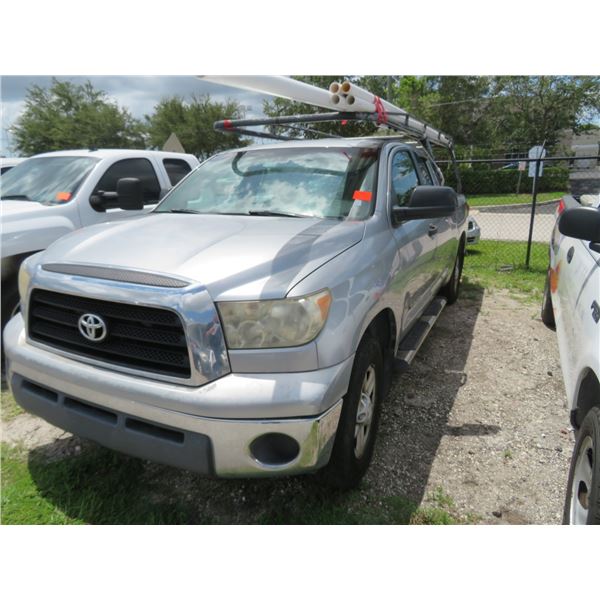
[[1, 286, 573, 524], [371, 285, 573, 524]]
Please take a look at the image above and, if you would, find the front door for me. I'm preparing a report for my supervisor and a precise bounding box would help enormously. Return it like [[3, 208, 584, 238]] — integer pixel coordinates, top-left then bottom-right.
[[388, 149, 439, 335]]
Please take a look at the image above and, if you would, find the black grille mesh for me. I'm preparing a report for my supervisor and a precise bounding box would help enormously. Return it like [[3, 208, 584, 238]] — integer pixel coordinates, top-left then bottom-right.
[[28, 289, 190, 378], [42, 264, 190, 288]]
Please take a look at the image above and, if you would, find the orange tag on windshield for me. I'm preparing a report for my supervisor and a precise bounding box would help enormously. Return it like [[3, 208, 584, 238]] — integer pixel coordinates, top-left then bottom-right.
[[353, 190, 372, 202], [55, 192, 72, 202]]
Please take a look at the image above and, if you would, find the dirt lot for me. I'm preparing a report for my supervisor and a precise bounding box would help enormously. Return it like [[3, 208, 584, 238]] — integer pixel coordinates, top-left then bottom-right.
[[1, 283, 574, 524]]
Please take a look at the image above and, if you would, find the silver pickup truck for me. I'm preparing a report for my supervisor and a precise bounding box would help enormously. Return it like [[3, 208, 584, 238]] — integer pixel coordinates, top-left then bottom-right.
[[4, 137, 467, 488]]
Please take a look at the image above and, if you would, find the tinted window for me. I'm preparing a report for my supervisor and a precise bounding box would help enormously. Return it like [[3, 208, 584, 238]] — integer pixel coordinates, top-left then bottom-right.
[[1, 156, 99, 205], [415, 156, 433, 185], [426, 159, 442, 185], [155, 147, 379, 220], [163, 158, 192, 186], [1, 166, 12, 175], [94, 158, 161, 207], [390, 151, 418, 206]]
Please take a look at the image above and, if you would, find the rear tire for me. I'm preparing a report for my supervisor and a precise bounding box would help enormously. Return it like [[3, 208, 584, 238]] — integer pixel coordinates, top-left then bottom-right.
[[563, 406, 600, 524], [541, 269, 555, 329], [321, 334, 383, 490], [441, 242, 464, 305]]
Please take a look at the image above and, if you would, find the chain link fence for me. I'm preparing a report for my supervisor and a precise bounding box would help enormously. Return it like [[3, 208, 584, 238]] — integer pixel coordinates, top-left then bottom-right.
[[437, 151, 600, 275]]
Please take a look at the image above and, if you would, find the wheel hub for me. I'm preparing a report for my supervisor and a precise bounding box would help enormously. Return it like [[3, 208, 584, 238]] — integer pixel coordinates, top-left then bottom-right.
[[354, 365, 376, 459], [570, 436, 594, 524]]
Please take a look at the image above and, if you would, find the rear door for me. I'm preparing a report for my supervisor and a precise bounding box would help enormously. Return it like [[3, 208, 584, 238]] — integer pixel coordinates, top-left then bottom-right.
[[388, 148, 439, 334], [417, 153, 458, 285]]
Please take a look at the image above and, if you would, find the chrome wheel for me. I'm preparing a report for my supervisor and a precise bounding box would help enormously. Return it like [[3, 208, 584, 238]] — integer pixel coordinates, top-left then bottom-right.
[[354, 364, 376, 459], [569, 436, 594, 525]]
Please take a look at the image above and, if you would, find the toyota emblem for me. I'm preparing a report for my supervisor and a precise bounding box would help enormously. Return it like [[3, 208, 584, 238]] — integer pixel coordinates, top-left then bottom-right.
[[78, 313, 107, 342]]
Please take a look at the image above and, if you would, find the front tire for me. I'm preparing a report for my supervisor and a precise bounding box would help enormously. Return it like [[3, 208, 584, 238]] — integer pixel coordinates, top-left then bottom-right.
[[541, 269, 555, 329], [441, 241, 464, 305], [321, 334, 383, 490], [563, 406, 600, 524]]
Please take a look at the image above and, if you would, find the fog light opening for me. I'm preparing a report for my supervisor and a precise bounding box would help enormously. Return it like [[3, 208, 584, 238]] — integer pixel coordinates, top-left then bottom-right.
[[249, 433, 300, 467]]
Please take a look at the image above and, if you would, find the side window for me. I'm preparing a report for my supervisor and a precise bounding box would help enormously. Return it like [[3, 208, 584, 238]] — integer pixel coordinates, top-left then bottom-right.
[[163, 158, 192, 186], [426, 159, 442, 185], [93, 158, 161, 208], [415, 156, 434, 185], [390, 151, 419, 206]]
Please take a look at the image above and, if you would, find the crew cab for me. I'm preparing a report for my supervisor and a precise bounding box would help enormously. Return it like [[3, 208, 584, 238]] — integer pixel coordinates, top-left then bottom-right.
[[541, 193, 600, 524], [1, 149, 199, 337], [4, 137, 467, 488]]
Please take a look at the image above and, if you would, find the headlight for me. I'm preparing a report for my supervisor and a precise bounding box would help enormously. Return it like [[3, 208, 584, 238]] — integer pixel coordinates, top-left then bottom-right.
[[217, 289, 332, 349], [17, 261, 31, 303]]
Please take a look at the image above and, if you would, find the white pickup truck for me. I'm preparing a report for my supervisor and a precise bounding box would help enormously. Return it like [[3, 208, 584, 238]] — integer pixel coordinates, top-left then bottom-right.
[[542, 193, 600, 524], [1, 149, 199, 337]]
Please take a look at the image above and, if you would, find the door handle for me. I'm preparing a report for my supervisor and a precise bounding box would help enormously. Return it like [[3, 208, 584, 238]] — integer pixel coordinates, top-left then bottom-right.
[[428, 224, 438, 237], [567, 246, 575, 263]]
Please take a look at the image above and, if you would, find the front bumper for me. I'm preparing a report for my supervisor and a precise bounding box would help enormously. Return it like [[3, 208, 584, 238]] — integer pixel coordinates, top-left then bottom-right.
[[466, 225, 481, 245], [5, 315, 348, 477]]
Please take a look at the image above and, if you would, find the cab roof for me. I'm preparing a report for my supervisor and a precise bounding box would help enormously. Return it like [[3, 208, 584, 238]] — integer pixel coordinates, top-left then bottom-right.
[[30, 149, 198, 160]]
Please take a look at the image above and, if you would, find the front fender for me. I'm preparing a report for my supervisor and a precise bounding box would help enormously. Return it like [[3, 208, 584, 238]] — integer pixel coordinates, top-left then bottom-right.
[[289, 217, 398, 368]]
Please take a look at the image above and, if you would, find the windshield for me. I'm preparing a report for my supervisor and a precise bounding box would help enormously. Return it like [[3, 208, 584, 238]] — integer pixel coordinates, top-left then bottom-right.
[[1, 156, 100, 205], [155, 146, 379, 219]]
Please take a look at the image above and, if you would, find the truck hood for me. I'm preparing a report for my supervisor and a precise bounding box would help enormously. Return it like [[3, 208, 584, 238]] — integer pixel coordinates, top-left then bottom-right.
[[40, 213, 365, 300], [1, 200, 79, 258], [1, 200, 48, 219]]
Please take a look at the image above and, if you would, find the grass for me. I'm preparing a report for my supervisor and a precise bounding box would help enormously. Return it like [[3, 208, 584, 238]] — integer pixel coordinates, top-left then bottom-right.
[[467, 191, 563, 208], [1, 386, 23, 421], [0, 441, 464, 525], [463, 240, 547, 303], [1, 443, 194, 524]]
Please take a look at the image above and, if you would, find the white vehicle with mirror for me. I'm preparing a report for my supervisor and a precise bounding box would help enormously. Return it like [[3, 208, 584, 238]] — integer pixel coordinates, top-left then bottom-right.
[[1, 149, 199, 343], [542, 193, 600, 524]]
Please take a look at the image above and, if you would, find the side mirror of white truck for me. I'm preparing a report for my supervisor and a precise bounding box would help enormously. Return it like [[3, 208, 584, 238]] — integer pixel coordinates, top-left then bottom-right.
[[558, 206, 600, 253], [116, 178, 144, 211]]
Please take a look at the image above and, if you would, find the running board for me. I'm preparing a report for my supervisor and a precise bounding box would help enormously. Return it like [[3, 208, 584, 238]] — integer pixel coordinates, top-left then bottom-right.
[[394, 296, 447, 372]]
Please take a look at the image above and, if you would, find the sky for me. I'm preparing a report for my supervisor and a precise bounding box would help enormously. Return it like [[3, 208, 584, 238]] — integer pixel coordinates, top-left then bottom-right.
[[0, 76, 270, 156]]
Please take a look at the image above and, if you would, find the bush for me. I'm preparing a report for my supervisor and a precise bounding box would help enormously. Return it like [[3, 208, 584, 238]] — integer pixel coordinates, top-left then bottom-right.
[[443, 165, 568, 195]]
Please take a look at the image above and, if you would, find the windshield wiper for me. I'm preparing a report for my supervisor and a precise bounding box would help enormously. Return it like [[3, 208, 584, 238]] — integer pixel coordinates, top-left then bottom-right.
[[248, 209, 308, 218], [159, 208, 202, 214], [1, 194, 34, 202]]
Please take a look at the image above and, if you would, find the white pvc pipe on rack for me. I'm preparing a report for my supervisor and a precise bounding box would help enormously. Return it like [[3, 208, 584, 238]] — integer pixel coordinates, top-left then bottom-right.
[[198, 75, 338, 111], [335, 80, 450, 146]]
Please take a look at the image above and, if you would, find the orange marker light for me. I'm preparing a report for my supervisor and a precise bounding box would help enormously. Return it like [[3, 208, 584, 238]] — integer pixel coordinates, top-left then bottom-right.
[[55, 192, 72, 202], [316, 292, 332, 321], [352, 190, 372, 202]]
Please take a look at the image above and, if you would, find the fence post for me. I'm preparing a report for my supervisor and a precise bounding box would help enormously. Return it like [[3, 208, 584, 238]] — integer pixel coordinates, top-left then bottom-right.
[[525, 156, 541, 269]]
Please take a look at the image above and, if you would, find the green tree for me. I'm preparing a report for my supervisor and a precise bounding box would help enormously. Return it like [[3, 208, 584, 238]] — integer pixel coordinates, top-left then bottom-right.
[[262, 76, 600, 156], [145, 95, 248, 159], [488, 76, 600, 150], [10, 78, 146, 155]]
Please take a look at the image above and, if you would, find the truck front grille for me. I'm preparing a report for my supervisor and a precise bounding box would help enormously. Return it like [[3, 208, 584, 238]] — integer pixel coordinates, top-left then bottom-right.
[[28, 289, 191, 378]]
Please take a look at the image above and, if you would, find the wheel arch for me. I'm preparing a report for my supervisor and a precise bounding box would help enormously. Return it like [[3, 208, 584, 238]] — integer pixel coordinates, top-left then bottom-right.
[[571, 368, 600, 429], [363, 308, 397, 398]]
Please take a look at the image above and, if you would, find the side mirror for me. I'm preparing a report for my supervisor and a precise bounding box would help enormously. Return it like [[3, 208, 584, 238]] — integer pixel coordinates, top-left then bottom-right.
[[116, 177, 144, 210], [558, 206, 600, 252], [392, 186, 457, 225]]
